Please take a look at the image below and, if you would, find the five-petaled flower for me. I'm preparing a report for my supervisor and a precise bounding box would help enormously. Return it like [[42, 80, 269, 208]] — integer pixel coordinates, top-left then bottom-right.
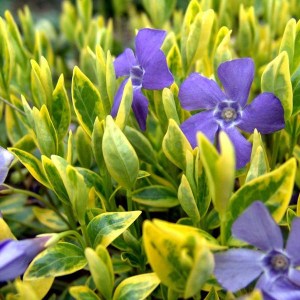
[[112, 28, 174, 130], [0, 236, 50, 282], [0, 146, 14, 185], [214, 201, 300, 299], [178, 58, 285, 169]]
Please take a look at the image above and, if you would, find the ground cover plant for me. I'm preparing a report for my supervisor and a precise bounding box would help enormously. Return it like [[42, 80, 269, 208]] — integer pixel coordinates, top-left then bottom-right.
[[0, 0, 299, 299]]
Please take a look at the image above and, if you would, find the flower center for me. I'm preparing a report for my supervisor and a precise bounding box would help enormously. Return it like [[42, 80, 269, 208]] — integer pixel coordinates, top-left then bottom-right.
[[271, 253, 290, 271], [221, 107, 237, 121], [130, 65, 144, 88], [214, 100, 241, 127]]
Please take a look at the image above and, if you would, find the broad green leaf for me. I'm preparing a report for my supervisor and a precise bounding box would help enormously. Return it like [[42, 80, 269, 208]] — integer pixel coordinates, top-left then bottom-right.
[[143, 219, 214, 297], [178, 174, 200, 224], [33, 207, 68, 231], [292, 20, 300, 73], [167, 43, 184, 80], [113, 273, 160, 300], [198, 132, 235, 217], [102, 116, 139, 189], [52, 74, 71, 141], [32, 105, 58, 156], [162, 119, 192, 170], [77, 0, 92, 31], [115, 79, 133, 130], [225, 158, 297, 240], [72, 66, 104, 137], [132, 185, 179, 208], [85, 246, 114, 300], [25, 242, 87, 278], [87, 211, 141, 248], [261, 51, 293, 120], [124, 126, 157, 165], [42, 155, 69, 204], [75, 126, 93, 168], [0, 216, 16, 240], [69, 286, 100, 300], [8, 148, 50, 188]]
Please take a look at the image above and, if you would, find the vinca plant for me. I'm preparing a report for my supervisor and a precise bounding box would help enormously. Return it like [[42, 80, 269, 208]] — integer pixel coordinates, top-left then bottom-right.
[[0, 0, 299, 299]]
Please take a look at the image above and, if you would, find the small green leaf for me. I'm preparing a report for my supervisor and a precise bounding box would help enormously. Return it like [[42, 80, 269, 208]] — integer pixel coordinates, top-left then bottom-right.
[[87, 211, 141, 248], [25, 242, 87, 279], [162, 119, 192, 170], [132, 185, 179, 208], [75, 126, 93, 168], [69, 286, 100, 300], [72, 66, 104, 137], [85, 246, 114, 300], [261, 51, 293, 120], [113, 273, 160, 300], [8, 148, 50, 188], [102, 116, 139, 189]]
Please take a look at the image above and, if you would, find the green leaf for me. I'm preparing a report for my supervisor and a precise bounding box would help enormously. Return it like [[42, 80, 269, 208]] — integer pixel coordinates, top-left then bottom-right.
[[225, 158, 297, 240], [87, 211, 141, 248], [92, 118, 105, 170], [162, 119, 192, 170], [178, 174, 200, 224], [32, 105, 58, 156], [75, 126, 93, 168], [69, 286, 100, 300], [42, 155, 69, 204], [261, 51, 293, 120], [198, 132, 235, 217], [162, 88, 180, 124], [25, 242, 87, 278], [115, 79, 133, 130], [132, 185, 179, 208], [33, 207, 68, 231], [8, 148, 50, 188], [72, 66, 104, 137], [52, 74, 71, 141], [102, 116, 139, 189], [143, 219, 214, 298], [124, 126, 156, 165], [113, 273, 160, 300], [85, 246, 114, 300], [77, 0, 92, 31]]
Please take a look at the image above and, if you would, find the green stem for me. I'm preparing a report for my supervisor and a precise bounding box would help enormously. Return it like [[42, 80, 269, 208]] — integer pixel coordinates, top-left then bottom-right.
[[80, 223, 91, 247], [53, 230, 86, 248], [220, 218, 227, 246], [62, 203, 78, 229], [0, 95, 26, 116], [270, 131, 281, 169]]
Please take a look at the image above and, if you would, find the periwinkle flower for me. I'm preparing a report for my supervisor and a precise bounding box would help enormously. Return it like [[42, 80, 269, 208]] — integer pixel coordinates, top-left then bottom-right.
[[179, 58, 285, 169], [214, 201, 300, 299], [0, 236, 50, 282], [0, 146, 14, 184], [112, 28, 174, 130]]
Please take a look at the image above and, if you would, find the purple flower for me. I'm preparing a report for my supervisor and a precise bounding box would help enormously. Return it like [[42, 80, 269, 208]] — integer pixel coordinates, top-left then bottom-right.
[[178, 58, 285, 169], [0, 236, 49, 282], [214, 201, 300, 299], [0, 147, 14, 184], [112, 28, 174, 130]]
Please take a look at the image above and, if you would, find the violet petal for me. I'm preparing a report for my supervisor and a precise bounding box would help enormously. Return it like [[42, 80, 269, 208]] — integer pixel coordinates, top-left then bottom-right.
[[132, 88, 149, 131], [111, 79, 128, 117], [180, 111, 218, 148], [238, 92, 285, 134], [179, 73, 226, 111], [114, 48, 137, 78], [288, 268, 300, 286], [135, 28, 166, 67], [286, 218, 300, 265], [0, 237, 48, 282], [214, 248, 263, 292], [222, 126, 252, 169], [142, 50, 174, 90], [232, 201, 283, 251], [217, 58, 254, 107]]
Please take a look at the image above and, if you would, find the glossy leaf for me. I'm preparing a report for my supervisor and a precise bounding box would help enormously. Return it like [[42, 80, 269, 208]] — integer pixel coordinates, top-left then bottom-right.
[[25, 242, 87, 279], [87, 211, 141, 248], [102, 116, 139, 189], [69, 286, 100, 300], [113, 273, 160, 300]]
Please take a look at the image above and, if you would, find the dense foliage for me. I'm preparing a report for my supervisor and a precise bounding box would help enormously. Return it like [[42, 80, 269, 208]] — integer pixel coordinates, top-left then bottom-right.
[[0, 0, 299, 299]]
